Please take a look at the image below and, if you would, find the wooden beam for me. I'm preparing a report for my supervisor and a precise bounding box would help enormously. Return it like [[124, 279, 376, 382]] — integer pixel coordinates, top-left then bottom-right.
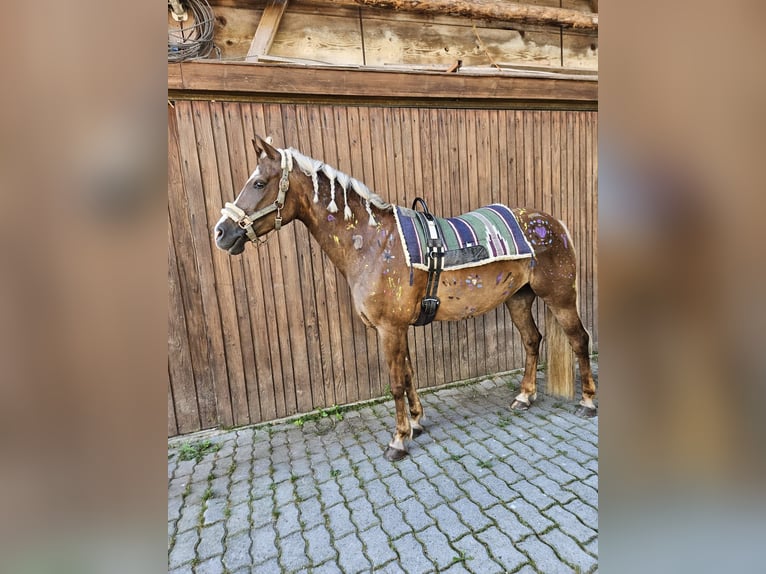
[[328, 0, 597, 30], [167, 63, 183, 89], [169, 61, 598, 103], [246, 0, 289, 62]]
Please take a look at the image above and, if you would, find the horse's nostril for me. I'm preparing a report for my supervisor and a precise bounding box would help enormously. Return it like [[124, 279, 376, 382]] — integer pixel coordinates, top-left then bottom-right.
[[215, 227, 224, 239]]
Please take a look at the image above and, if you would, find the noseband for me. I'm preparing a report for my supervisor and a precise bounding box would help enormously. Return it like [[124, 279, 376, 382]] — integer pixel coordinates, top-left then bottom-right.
[[220, 149, 292, 243]]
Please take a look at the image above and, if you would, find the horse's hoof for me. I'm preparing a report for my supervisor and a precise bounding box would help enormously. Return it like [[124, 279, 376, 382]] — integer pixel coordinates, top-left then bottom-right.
[[383, 445, 409, 462], [510, 399, 530, 411], [411, 425, 424, 439], [575, 405, 598, 418]]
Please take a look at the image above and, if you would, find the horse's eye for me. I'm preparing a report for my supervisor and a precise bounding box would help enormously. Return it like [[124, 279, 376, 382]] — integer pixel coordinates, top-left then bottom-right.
[[254, 180, 266, 189]]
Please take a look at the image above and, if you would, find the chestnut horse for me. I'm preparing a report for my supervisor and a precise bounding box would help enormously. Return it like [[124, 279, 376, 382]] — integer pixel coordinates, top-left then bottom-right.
[[214, 136, 597, 461]]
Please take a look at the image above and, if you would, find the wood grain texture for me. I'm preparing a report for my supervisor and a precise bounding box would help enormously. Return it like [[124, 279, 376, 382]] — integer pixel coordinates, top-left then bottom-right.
[[270, 12, 364, 65], [362, 19, 561, 68], [170, 61, 597, 103], [207, 0, 596, 70], [246, 0, 289, 61], [212, 5, 262, 59], [327, 0, 597, 29], [167, 100, 597, 436], [168, 63, 183, 89]]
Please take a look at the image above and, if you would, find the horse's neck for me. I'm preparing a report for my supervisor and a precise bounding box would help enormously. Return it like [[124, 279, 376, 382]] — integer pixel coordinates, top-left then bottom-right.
[[296, 187, 392, 281]]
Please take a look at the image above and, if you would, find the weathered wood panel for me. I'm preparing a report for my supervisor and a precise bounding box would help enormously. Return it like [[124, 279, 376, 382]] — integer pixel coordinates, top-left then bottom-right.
[[208, 0, 597, 70], [171, 61, 597, 103], [168, 99, 597, 436]]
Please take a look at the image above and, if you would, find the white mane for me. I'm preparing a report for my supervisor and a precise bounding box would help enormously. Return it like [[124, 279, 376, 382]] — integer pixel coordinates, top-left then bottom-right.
[[285, 147, 391, 226]]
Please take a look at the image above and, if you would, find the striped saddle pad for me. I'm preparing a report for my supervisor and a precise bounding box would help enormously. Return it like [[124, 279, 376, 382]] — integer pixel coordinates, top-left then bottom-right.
[[394, 203, 533, 271]]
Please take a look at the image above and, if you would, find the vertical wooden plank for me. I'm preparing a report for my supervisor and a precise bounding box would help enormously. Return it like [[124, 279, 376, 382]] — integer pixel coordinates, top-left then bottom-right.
[[581, 111, 593, 340], [574, 112, 584, 333], [497, 109, 516, 372], [575, 111, 584, 334], [534, 111, 544, 210], [446, 108, 468, 381], [282, 102, 326, 412], [511, 108, 530, 371], [354, 106, 389, 396], [309, 104, 349, 407], [242, 102, 290, 419], [432, 107, 455, 384], [514, 111, 525, 207], [486, 109, 505, 374], [193, 100, 251, 427], [591, 111, 598, 349], [470, 109, 489, 377], [443, 108, 461, 380], [481, 109, 501, 376], [259, 102, 301, 416], [310, 104, 360, 404], [330, 104, 373, 403], [457, 109, 479, 379], [588, 112, 596, 343], [377, 106, 420, 391], [173, 101, 225, 429], [264, 102, 309, 415], [489, 110, 513, 372], [187, 101, 235, 428], [294, 104, 345, 406], [429, 109, 448, 382], [522, 111, 545, 351], [345, 105, 384, 399], [412, 107, 447, 389], [168, 373, 178, 437], [223, 101, 278, 423], [398, 107, 435, 390], [551, 111, 562, 220], [567, 110, 578, 362], [168, 106, 202, 435], [210, 101, 259, 426], [168, 213, 201, 434]]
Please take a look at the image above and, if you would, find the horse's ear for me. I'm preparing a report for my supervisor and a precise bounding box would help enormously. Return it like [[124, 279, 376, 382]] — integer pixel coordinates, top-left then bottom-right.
[[252, 136, 280, 161]]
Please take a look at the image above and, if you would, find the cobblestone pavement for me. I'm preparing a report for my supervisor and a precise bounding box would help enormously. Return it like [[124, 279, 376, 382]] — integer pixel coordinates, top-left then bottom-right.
[[168, 364, 598, 573]]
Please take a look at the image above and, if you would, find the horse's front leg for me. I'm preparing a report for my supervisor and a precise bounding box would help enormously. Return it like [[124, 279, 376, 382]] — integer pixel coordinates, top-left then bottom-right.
[[404, 352, 425, 438], [380, 326, 412, 462]]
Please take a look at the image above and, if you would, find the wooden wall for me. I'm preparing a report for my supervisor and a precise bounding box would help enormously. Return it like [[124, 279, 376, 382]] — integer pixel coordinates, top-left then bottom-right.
[[211, 0, 597, 70], [167, 97, 597, 436]]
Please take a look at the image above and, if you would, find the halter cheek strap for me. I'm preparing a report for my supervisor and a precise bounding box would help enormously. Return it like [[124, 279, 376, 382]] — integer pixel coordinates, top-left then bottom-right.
[[221, 148, 292, 242]]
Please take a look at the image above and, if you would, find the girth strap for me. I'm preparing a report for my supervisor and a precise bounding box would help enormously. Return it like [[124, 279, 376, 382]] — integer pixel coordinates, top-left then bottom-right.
[[411, 197, 444, 326]]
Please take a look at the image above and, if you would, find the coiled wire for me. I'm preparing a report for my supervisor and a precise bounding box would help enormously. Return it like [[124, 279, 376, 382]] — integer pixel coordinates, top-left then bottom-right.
[[168, 0, 218, 62]]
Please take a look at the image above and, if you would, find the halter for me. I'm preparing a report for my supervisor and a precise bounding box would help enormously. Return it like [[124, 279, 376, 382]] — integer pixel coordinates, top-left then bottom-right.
[[220, 148, 292, 243]]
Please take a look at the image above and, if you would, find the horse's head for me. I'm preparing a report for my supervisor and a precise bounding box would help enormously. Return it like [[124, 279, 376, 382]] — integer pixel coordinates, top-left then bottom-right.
[[214, 136, 296, 255]]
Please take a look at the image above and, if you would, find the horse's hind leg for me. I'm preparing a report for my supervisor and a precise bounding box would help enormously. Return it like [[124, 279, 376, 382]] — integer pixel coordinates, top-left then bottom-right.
[[505, 285, 542, 411], [544, 298, 597, 418], [403, 350, 424, 438]]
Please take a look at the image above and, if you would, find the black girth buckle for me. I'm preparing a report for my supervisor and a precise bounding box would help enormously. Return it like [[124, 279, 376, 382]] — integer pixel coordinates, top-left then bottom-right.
[[414, 296, 440, 326]]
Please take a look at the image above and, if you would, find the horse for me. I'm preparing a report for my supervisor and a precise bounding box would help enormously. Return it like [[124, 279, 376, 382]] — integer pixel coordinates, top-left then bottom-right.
[[214, 136, 597, 462]]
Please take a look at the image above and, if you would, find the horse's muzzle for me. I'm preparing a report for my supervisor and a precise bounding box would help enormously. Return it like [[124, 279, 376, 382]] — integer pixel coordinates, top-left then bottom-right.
[[214, 220, 247, 254]]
